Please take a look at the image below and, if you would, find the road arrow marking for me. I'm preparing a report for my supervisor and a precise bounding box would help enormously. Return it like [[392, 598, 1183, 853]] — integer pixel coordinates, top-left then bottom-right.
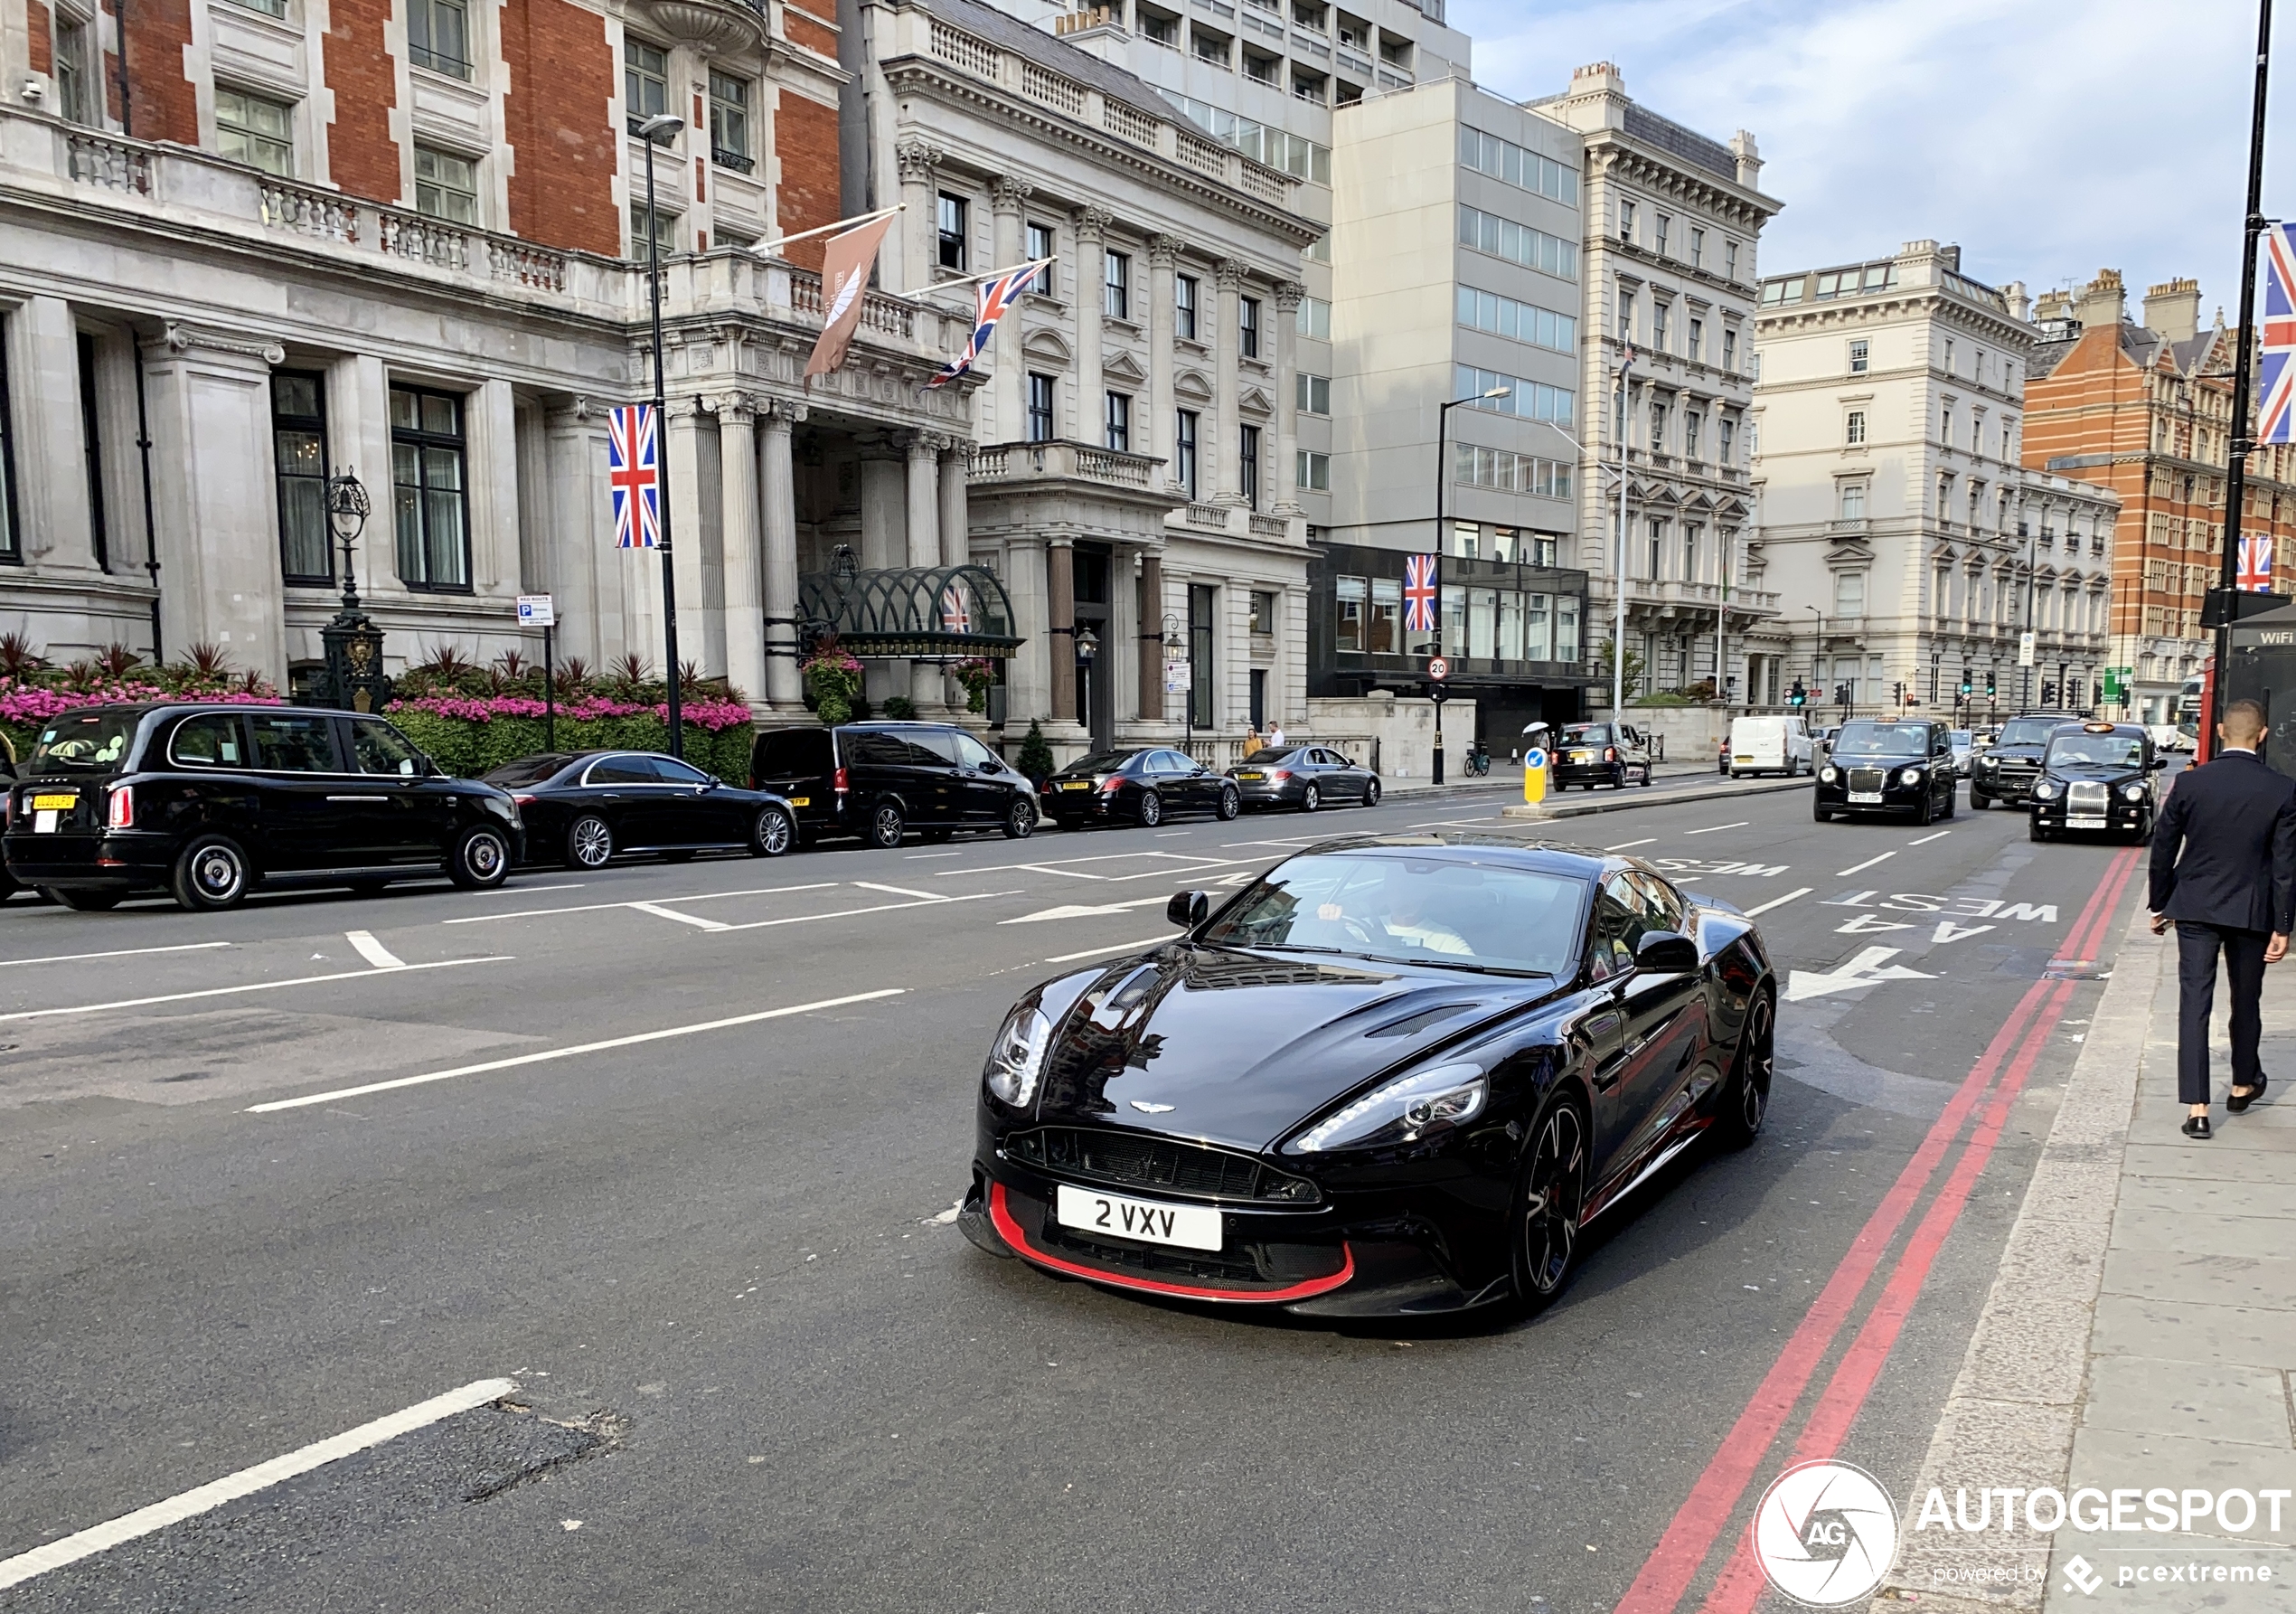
[[1001, 894, 1173, 924], [1783, 946, 1937, 1002], [1835, 913, 1915, 934], [1933, 920, 1996, 943]]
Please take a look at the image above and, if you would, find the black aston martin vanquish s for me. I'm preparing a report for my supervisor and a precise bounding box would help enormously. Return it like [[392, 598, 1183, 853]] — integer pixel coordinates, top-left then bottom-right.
[[958, 834, 1775, 1318]]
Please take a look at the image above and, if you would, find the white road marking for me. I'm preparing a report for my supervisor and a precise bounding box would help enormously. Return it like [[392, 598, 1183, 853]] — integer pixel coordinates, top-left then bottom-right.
[[1407, 816, 1498, 829], [1008, 864, 1111, 881], [0, 940, 232, 970], [629, 902, 732, 932], [1001, 894, 1172, 925], [246, 988, 908, 1113], [0, 957, 510, 1024], [481, 883, 585, 894], [902, 851, 962, 859], [1783, 945, 1934, 1002], [1155, 830, 1192, 837], [714, 890, 1018, 932], [1604, 838, 1657, 852], [848, 882, 945, 901], [1221, 838, 1322, 850], [444, 883, 839, 924], [1906, 830, 1952, 845], [0, 1377, 518, 1590], [932, 849, 1184, 877], [1835, 851, 1897, 877], [1681, 822, 1749, 837], [1044, 938, 1170, 964], [344, 931, 405, 970], [1742, 887, 1813, 919]]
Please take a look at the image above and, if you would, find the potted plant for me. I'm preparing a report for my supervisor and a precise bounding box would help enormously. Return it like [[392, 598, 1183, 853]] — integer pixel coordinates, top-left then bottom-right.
[[802, 636, 865, 726]]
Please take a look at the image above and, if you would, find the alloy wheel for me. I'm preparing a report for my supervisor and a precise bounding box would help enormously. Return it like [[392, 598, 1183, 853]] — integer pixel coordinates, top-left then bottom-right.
[[1136, 790, 1162, 827], [1302, 783, 1319, 812], [1363, 779, 1380, 806], [1729, 993, 1774, 1143], [569, 816, 613, 869], [1217, 788, 1239, 820], [755, 808, 793, 856], [870, 805, 905, 848], [1520, 1102, 1586, 1298], [455, 828, 510, 888]]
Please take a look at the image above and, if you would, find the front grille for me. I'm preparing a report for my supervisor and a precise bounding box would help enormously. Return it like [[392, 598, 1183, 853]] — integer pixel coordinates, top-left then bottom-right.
[[2067, 781, 2110, 811], [1006, 1126, 1322, 1204], [1848, 767, 1887, 793]]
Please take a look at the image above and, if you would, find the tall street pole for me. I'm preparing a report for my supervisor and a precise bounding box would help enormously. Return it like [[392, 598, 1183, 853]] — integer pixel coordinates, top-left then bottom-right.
[[2216, 0, 2274, 731], [1613, 353, 1633, 722], [1431, 386, 1509, 786], [640, 114, 686, 759]]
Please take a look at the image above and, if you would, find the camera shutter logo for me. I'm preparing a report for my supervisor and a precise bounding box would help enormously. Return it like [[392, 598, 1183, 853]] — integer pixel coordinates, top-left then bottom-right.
[[1750, 1460, 1900, 1607]]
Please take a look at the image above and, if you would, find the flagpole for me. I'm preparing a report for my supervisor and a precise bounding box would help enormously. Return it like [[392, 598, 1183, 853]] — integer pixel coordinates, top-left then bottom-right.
[[755, 204, 902, 259], [2214, 0, 2273, 736], [914, 257, 1058, 300], [639, 115, 684, 759]]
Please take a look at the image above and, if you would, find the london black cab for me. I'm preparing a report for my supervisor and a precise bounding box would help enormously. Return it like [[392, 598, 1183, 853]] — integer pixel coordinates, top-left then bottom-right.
[[2028, 721, 2164, 843], [1548, 722, 1654, 789], [1812, 718, 1959, 825], [2, 703, 522, 911], [748, 722, 1036, 848]]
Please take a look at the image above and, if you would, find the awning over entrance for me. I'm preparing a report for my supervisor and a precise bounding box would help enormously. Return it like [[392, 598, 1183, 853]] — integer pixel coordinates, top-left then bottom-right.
[[797, 554, 1023, 658]]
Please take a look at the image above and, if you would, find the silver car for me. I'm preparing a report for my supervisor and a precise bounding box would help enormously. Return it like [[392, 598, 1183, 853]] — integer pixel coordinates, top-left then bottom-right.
[[1948, 730, 1975, 778]]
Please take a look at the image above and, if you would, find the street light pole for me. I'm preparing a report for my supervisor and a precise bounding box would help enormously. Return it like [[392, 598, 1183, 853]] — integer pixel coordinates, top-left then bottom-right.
[[639, 112, 686, 759], [1612, 353, 1633, 723], [2213, 0, 2275, 734], [2021, 517, 2037, 710], [1433, 385, 1510, 787]]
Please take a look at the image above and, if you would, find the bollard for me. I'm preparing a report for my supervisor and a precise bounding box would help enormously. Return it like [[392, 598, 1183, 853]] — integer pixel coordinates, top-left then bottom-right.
[[1522, 742, 1549, 805]]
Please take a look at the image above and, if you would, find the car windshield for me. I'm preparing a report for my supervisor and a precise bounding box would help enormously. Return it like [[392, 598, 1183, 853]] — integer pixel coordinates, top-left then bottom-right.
[[2047, 732, 2142, 769], [1199, 852, 1585, 977], [1063, 750, 1138, 775], [1950, 731, 1972, 747], [1996, 719, 2059, 747], [1830, 722, 1931, 758], [484, 754, 582, 787], [25, 710, 143, 774], [1241, 748, 1300, 764], [1559, 724, 1612, 746]]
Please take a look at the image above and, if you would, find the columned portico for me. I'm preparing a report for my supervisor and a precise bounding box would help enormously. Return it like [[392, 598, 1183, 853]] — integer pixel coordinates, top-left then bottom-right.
[[1148, 236, 1181, 488], [1074, 207, 1109, 444], [1214, 260, 1245, 505], [758, 402, 805, 712], [718, 394, 767, 708]]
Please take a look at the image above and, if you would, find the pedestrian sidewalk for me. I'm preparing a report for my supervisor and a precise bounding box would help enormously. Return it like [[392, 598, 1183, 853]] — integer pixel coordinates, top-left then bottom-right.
[[1878, 909, 2296, 1612]]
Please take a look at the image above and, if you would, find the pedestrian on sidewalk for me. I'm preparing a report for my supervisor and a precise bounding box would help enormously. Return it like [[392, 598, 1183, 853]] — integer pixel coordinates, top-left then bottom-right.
[[2148, 697, 2296, 1138], [1267, 720, 1287, 748]]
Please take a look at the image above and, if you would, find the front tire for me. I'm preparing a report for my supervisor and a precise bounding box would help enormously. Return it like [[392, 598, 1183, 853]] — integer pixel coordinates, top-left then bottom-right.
[[448, 824, 512, 890], [750, 807, 794, 857], [1362, 778, 1381, 807], [1813, 800, 1832, 822], [1511, 1096, 1589, 1314], [1971, 791, 1990, 810], [1216, 786, 1240, 821], [2029, 817, 2052, 843], [1135, 789, 1163, 828], [868, 801, 906, 849], [1002, 798, 1037, 839], [1714, 991, 1774, 1150], [172, 834, 251, 911], [567, 813, 614, 870]]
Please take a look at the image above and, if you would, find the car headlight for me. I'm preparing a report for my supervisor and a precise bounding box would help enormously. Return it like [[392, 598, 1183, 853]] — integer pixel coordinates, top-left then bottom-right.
[[1978, 756, 1997, 770], [2035, 781, 2062, 800], [2121, 783, 2147, 802], [983, 1002, 1054, 1107], [1284, 1062, 1487, 1155], [1820, 765, 1839, 783], [1899, 768, 1924, 787]]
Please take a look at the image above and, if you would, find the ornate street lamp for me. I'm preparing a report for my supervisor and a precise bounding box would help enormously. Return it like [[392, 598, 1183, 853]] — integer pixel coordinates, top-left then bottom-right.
[[317, 467, 392, 713]]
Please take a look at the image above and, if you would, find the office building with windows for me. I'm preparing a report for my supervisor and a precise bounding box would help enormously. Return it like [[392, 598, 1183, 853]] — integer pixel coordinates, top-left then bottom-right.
[[1751, 240, 2115, 720], [1533, 61, 1778, 709]]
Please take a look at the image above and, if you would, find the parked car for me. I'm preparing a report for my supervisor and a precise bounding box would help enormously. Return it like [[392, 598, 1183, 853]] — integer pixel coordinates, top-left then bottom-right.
[[1968, 713, 2068, 809], [2, 703, 521, 911], [2145, 723, 2194, 755], [748, 722, 1037, 849], [2029, 721, 2164, 844], [483, 750, 795, 868], [958, 835, 1776, 1317], [1548, 722, 1653, 789], [1811, 719, 1958, 826], [1947, 730, 1976, 778], [1226, 745, 1381, 811], [1726, 713, 1813, 779], [1041, 748, 1240, 828]]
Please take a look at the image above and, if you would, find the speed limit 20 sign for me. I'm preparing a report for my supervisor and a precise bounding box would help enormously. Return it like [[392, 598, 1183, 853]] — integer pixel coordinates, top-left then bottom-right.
[[1427, 656, 1450, 681]]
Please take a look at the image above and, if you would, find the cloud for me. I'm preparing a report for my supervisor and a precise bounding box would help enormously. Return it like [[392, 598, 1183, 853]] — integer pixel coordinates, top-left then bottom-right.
[[1456, 0, 2290, 318]]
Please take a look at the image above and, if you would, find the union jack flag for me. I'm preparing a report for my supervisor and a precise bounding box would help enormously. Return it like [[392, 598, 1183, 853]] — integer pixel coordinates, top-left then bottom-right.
[[1403, 553, 1440, 635], [926, 262, 1047, 391], [2241, 533, 2276, 591], [2261, 224, 2296, 445], [607, 404, 661, 549], [940, 583, 973, 634]]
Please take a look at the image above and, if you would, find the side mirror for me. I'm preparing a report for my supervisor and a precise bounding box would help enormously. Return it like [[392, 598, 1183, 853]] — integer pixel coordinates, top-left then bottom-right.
[[2150, 757, 2169, 771], [1167, 890, 1210, 930], [1633, 930, 1699, 974]]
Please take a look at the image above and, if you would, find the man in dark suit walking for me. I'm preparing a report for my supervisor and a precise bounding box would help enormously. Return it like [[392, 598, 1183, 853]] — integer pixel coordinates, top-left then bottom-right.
[[2149, 699, 2296, 1137]]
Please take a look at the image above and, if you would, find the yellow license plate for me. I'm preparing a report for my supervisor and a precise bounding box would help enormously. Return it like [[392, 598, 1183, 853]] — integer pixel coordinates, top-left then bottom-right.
[[1733, 755, 1752, 762], [32, 794, 76, 811], [1236, 771, 1265, 781], [1060, 781, 1092, 791], [787, 797, 810, 807], [1569, 751, 1591, 763]]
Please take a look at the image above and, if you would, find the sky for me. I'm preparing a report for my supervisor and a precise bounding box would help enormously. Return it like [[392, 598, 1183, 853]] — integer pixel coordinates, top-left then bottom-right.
[[1456, 0, 2295, 324]]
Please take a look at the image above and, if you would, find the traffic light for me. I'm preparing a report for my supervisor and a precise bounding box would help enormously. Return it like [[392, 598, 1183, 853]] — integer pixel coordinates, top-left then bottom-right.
[[1959, 670, 1973, 696], [2041, 680, 2057, 704], [1985, 670, 1998, 698], [1894, 681, 1908, 707], [2093, 679, 2105, 707], [1427, 681, 1450, 704], [1788, 680, 1806, 707]]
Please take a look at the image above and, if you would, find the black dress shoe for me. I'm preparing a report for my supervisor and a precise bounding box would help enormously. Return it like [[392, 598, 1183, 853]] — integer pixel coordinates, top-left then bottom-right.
[[2183, 1114, 2213, 1139], [2229, 1075, 2268, 1114]]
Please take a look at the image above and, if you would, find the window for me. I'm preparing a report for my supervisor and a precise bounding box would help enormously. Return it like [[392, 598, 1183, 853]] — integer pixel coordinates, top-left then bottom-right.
[[1191, 24, 1228, 65], [1369, 577, 1400, 653], [1239, 296, 1262, 359], [1943, 338, 1955, 373], [391, 385, 470, 590], [1162, 93, 1333, 181], [1941, 404, 1954, 448], [1026, 373, 1056, 442], [1294, 296, 1331, 339], [1303, 229, 1331, 263], [1682, 524, 1700, 582], [1683, 409, 1702, 460], [1619, 199, 1636, 242], [1457, 206, 1579, 279], [0, 315, 19, 563], [1025, 222, 1056, 288], [1104, 391, 1131, 453], [1689, 226, 1705, 269], [1849, 338, 1868, 374], [216, 86, 295, 176], [1845, 409, 1867, 446], [351, 719, 426, 777], [1651, 302, 1670, 351], [272, 372, 332, 584], [1239, 424, 1261, 509], [1454, 365, 1574, 425], [1174, 410, 1200, 497], [936, 193, 968, 271], [413, 146, 478, 224], [624, 39, 669, 131], [1296, 449, 1330, 490], [1725, 240, 1739, 280], [1335, 574, 1365, 651], [169, 713, 249, 768], [1105, 250, 1131, 320], [75, 332, 107, 574], [629, 202, 676, 258], [1719, 417, 1736, 466], [408, 0, 471, 78], [1687, 317, 1703, 363], [1189, 582, 1216, 728], [1141, 8, 1178, 44], [250, 712, 339, 772], [1840, 482, 1867, 521], [1296, 373, 1331, 414], [1452, 443, 1572, 498], [1250, 590, 1277, 635], [54, 14, 94, 122], [1649, 400, 1667, 449], [709, 71, 753, 170], [1456, 127, 1578, 203], [1454, 287, 1576, 353], [1175, 273, 1200, 339], [1654, 214, 1670, 257], [1834, 571, 1866, 617], [1722, 327, 1738, 372]]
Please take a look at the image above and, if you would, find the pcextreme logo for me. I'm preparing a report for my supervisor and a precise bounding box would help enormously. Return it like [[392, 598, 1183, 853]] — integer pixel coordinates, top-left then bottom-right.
[[1751, 1460, 1901, 1607]]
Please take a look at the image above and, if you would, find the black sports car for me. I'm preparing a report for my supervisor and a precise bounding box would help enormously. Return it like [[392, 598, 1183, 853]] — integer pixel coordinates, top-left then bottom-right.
[[1040, 748, 1240, 828], [483, 750, 797, 868], [959, 834, 1775, 1317], [1226, 745, 1382, 811]]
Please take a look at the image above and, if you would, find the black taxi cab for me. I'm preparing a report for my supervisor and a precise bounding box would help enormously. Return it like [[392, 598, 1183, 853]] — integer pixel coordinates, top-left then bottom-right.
[[2028, 720, 2165, 844], [3, 703, 522, 911], [1812, 718, 1958, 826]]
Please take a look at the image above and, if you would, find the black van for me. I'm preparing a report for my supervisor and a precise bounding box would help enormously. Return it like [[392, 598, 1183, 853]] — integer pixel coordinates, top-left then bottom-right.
[[3, 703, 523, 911], [749, 722, 1037, 848]]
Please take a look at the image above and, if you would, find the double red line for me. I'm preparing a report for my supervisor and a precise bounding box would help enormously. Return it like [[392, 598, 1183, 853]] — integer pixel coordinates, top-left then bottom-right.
[[1614, 846, 2144, 1614]]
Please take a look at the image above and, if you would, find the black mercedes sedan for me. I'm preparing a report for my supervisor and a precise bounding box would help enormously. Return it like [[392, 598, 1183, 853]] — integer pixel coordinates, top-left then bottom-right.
[[1040, 748, 1240, 829], [483, 750, 797, 868], [2028, 721, 2163, 843], [957, 835, 1775, 1318], [1811, 719, 1958, 825], [1226, 745, 1382, 811]]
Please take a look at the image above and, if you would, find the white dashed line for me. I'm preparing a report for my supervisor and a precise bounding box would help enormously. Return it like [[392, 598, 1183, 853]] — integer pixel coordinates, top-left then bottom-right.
[[1604, 838, 1657, 852], [629, 902, 732, 932], [344, 930, 405, 969], [1836, 851, 1897, 877], [848, 882, 946, 902], [1681, 822, 1749, 836], [1907, 830, 1952, 845], [0, 957, 511, 1024], [1743, 887, 1814, 918], [0, 940, 232, 969], [443, 883, 839, 924], [1044, 938, 1170, 964]]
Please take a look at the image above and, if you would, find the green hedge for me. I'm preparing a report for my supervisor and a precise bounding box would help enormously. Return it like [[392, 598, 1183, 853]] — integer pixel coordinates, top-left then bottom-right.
[[386, 712, 757, 782]]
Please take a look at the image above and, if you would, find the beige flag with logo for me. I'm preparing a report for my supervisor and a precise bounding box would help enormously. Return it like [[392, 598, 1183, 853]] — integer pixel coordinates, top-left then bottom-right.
[[804, 213, 899, 382]]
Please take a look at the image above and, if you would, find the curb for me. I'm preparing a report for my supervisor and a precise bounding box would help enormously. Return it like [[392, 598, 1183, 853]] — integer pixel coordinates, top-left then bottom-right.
[[1499, 776, 1814, 822], [1869, 905, 2168, 1613]]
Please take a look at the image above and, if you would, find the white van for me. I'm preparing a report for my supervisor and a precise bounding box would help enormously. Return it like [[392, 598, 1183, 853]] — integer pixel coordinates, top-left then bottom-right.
[[1727, 713, 1814, 778]]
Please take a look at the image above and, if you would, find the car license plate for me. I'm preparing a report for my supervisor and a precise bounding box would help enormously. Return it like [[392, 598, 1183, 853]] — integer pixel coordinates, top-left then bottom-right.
[[2068, 816, 2106, 828], [1734, 754, 1752, 762], [1055, 1183, 1221, 1251], [1060, 780, 1091, 791], [1570, 750, 1592, 763], [1849, 790, 1883, 804], [32, 793, 75, 811], [1235, 770, 1264, 781], [787, 797, 810, 807]]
